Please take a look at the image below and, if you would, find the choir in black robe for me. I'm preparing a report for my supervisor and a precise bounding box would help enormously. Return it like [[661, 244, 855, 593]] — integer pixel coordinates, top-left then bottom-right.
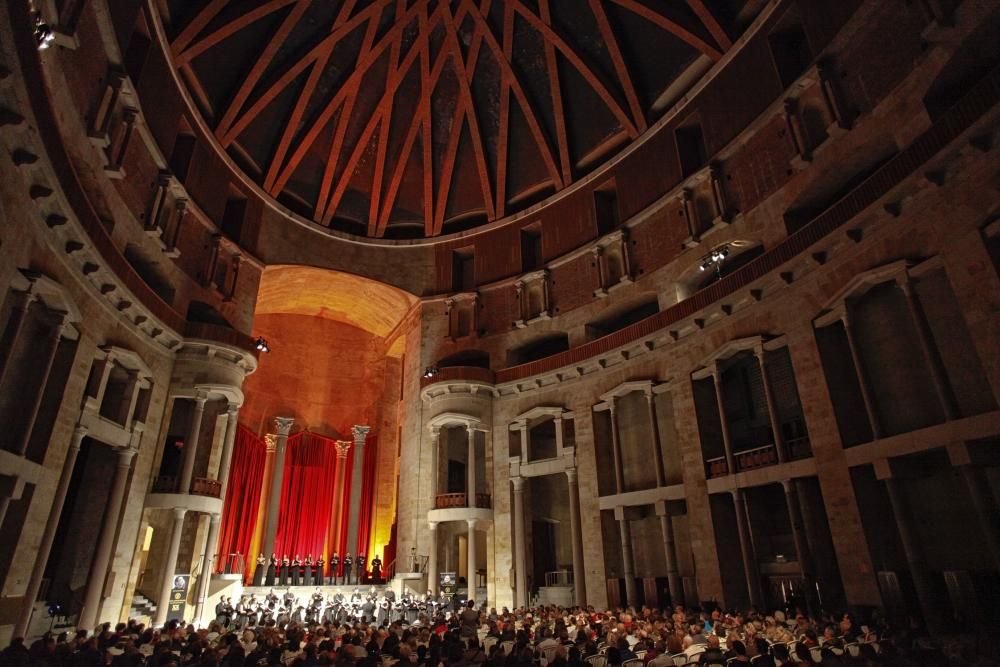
[[280, 557, 290, 585], [370, 556, 382, 583], [342, 555, 353, 585], [303, 557, 313, 586], [290, 557, 300, 586], [266, 556, 277, 586], [253, 554, 266, 586], [330, 554, 340, 584], [316, 557, 324, 584]]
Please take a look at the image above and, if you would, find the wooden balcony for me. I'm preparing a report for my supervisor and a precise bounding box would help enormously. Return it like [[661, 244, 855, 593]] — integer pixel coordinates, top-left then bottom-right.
[[191, 476, 222, 498], [434, 492, 492, 509]]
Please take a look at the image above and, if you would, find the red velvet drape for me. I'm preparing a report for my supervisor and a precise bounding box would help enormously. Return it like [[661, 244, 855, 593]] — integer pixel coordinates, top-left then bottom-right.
[[217, 427, 378, 582], [356, 435, 377, 572], [274, 432, 341, 561], [216, 426, 266, 574]]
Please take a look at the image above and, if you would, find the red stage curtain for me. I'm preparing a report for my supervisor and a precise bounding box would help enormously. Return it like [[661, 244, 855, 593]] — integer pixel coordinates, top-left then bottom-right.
[[216, 425, 266, 574], [356, 435, 377, 572], [274, 432, 341, 562]]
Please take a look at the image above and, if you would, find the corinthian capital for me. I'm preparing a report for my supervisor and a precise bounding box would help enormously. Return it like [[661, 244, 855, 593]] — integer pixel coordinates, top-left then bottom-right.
[[351, 425, 371, 443], [335, 440, 352, 459]]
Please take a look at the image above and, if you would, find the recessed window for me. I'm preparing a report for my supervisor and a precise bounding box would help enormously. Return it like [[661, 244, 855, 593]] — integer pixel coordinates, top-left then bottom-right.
[[767, 8, 812, 89], [594, 180, 619, 236], [221, 187, 247, 243], [675, 114, 708, 178], [452, 247, 475, 292], [520, 224, 543, 272]]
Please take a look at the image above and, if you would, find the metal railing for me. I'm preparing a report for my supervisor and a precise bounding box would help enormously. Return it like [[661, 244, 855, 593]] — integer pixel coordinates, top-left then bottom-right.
[[434, 492, 492, 509], [217, 552, 246, 576]]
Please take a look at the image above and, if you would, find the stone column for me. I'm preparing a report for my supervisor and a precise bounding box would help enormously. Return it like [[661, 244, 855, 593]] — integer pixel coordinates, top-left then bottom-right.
[[840, 310, 882, 439], [331, 439, 351, 571], [217, 405, 240, 496], [194, 513, 221, 624], [616, 507, 637, 608], [896, 277, 958, 420], [565, 468, 586, 606], [466, 425, 477, 507], [782, 479, 816, 616], [711, 362, 736, 474], [655, 501, 682, 606], [644, 389, 667, 487], [467, 519, 478, 598], [79, 446, 136, 629], [427, 522, 439, 594], [0, 290, 36, 388], [346, 425, 370, 555], [554, 416, 564, 453], [608, 403, 625, 493], [731, 488, 762, 608], [755, 346, 786, 462], [519, 422, 530, 462], [179, 390, 209, 492], [14, 424, 86, 637], [15, 314, 67, 456], [154, 508, 188, 626], [430, 427, 440, 497], [261, 417, 294, 557], [883, 474, 940, 633], [512, 476, 528, 608]]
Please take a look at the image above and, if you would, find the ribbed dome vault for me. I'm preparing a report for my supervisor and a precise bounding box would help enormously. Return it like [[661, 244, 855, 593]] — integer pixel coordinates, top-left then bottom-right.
[[161, 0, 747, 238]]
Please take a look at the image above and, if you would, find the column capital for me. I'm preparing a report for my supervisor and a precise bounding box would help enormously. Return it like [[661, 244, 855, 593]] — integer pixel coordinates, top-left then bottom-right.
[[209, 512, 221, 525], [428, 521, 438, 531], [654, 500, 670, 517], [273, 416, 294, 436], [172, 507, 188, 521], [116, 446, 137, 466], [193, 388, 210, 405], [226, 403, 241, 418], [352, 424, 371, 442], [466, 518, 479, 530], [511, 475, 525, 492], [608, 401, 617, 416], [71, 424, 88, 444], [565, 467, 578, 483], [334, 440, 352, 459], [264, 433, 277, 453]]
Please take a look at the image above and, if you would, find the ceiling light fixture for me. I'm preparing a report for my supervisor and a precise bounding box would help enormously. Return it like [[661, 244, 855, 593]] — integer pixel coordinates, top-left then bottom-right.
[[423, 366, 439, 379], [254, 337, 270, 353]]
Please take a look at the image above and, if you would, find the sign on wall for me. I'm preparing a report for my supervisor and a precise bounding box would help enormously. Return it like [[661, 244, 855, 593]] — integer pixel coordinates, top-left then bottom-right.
[[167, 574, 189, 621]]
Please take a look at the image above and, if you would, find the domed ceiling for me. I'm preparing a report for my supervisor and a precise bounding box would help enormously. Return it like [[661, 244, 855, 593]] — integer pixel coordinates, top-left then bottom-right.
[[161, 0, 751, 239]]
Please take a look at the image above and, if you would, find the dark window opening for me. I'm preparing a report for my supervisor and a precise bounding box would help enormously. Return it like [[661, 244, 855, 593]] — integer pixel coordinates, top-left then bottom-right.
[[452, 248, 475, 292], [521, 224, 543, 272], [675, 115, 708, 178], [767, 8, 812, 89], [507, 333, 569, 366], [187, 301, 233, 328], [221, 188, 247, 244], [585, 297, 659, 341], [436, 349, 490, 369], [594, 181, 620, 236], [169, 131, 196, 183], [123, 12, 151, 84], [447, 460, 466, 494]]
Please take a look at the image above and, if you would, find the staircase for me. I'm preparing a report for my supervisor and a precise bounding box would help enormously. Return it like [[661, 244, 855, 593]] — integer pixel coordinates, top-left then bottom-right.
[[128, 592, 157, 623]]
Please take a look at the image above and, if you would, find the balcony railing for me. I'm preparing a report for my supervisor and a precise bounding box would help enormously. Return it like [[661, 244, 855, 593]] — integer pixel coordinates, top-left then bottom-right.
[[151, 475, 222, 498], [786, 436, 812, 461], [434, 492, 492, 509], [705, 456, 729, 479], [152, 475, 179, 493], [544, 570, 574, 587], [191, 477, 222, 498], [735, 444, 779, 472]]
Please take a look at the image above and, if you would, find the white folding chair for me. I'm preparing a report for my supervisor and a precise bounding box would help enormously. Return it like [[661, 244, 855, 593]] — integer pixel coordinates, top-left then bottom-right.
[[621, 659, 644, 667], [500, 641, 514, 655], [671, 655, 688, 667], [809, 646, 823, 664], [541, 646, 559, 666], [845, 643, 860, 658], [633, 650, 646, 660], [585, 655, 608, 667], [482, 636, 498, 654]]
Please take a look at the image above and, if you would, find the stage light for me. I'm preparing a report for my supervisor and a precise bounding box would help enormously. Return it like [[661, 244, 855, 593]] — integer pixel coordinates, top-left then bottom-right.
[[699, 243, 731, 277], [254, 337, 270, 353], [422, 366, 439, 379], [33, 13, 54, 49]]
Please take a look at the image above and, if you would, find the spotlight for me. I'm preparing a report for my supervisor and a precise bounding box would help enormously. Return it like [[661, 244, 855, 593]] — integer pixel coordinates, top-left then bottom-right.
[[698, 244, 731, 276], [33, 12, 54, 49], [422, 366, 439, 379], [254, 336, 270, 353]]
